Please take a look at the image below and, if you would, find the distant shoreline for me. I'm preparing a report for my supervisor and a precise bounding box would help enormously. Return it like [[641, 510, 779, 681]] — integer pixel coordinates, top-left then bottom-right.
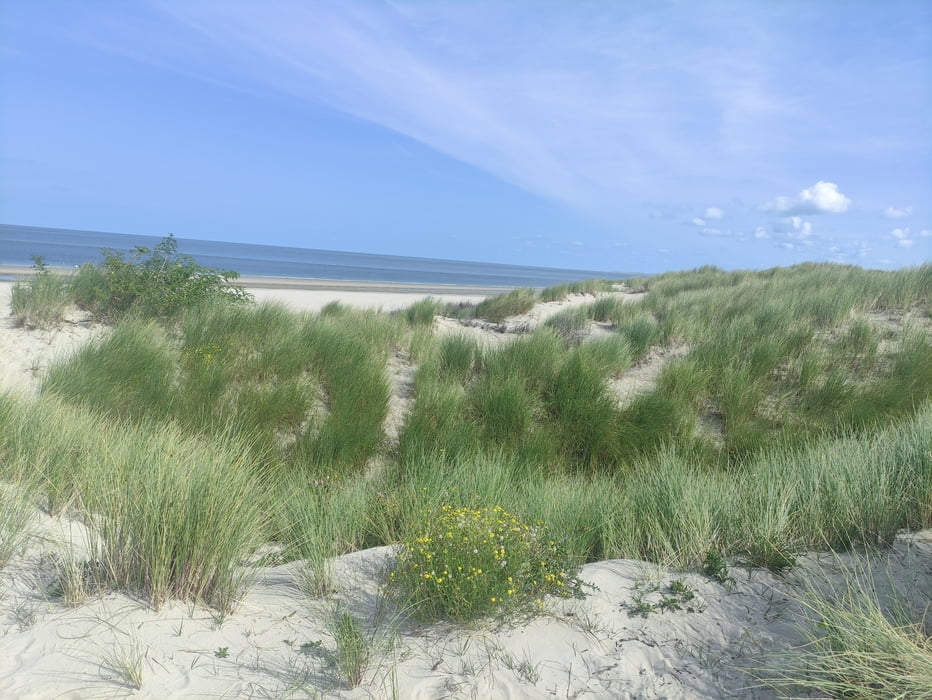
[[0, 265, 512, 296]]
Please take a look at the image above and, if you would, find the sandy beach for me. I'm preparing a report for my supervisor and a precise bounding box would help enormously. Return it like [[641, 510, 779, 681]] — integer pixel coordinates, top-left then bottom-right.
[[1, 275, 929, 699]]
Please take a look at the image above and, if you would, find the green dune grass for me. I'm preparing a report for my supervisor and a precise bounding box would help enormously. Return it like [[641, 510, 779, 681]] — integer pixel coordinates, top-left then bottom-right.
[[2, 252, 930, 674]]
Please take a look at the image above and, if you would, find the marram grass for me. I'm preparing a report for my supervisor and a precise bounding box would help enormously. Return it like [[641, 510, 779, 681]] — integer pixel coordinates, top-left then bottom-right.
[[4, 261, 931, 646], [0, 394, 270, 613]]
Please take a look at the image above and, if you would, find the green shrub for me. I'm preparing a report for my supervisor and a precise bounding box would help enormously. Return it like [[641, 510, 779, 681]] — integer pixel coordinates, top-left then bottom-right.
[[294, 319, 390, 473], [388, 504, 581, 621], [73, 235, 251, 320], [9, 256, 72, 328], [397, 380, 476, 464]]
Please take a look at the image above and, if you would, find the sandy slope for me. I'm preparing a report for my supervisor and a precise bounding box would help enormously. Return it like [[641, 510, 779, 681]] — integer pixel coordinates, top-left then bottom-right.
[[2, 506, 929, 699], [2, 280, 930, 698]]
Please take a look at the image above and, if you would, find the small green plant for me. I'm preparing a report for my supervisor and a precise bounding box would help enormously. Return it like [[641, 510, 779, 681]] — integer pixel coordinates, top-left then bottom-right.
[[544, 306, 590, 341], [10, 599, 37, 631], [47, 555, 103, 606], [388, 504, 582, 622], [214, 647, 229, 659], [300, 640, 323, 654], [102, 635, 146, 690], [328, 605, 370, 689], [627, 577, 700, 617], [701, 549, 736, 590]]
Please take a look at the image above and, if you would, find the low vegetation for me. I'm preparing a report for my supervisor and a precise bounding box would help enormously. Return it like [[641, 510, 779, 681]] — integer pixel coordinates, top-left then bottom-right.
[[2, 248, 930, 696], [389, 504, 581, 622], [9, 256, 72, 328]]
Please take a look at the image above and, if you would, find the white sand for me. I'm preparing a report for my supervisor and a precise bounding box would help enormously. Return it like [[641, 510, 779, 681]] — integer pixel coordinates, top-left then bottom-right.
[[1, 278, 929, 698]]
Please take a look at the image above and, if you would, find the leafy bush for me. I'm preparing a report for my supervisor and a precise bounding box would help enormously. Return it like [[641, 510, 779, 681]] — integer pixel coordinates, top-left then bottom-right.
[[73, 235, 251, 320], [388, 504, 581, 621], [9, 256, 72, 328]]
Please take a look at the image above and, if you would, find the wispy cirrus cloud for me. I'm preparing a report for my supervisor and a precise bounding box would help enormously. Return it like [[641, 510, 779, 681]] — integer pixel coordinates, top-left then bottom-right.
[[83, 1, 872, 223], [19, 0, 927, 271]]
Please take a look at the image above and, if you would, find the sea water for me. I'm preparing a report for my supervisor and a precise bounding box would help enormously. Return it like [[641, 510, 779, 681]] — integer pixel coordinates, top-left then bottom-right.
[[0, 224, 630, 287]]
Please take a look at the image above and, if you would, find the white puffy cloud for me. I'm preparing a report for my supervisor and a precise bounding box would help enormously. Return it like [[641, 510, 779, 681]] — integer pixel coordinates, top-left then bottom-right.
[[799, 181, 851, 213], [773, 216, 813, 239], [700, 227, 721, 236], [704, 207, 723, 220], [763, 181, 851, 215], [692, 217, 706, 226], [884, 205, 913, 218], [920, 229, 931, 237], [754, 227, 769, 239], [892, 227, 916, 248], [789, 216, 812, 238]]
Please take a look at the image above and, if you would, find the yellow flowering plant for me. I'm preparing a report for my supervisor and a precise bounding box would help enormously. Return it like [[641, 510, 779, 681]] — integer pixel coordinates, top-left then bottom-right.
[[388, 504, 582, 621]]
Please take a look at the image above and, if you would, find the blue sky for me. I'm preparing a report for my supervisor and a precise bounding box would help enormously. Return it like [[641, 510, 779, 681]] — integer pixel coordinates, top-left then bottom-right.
[[1, 1, 930, 273]]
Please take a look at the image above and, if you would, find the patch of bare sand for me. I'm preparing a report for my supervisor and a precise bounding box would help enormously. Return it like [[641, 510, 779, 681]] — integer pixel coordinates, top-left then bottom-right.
[[433, 290, 645, 346], [0, 283, 108, 397], [608, 343, 691, 409]]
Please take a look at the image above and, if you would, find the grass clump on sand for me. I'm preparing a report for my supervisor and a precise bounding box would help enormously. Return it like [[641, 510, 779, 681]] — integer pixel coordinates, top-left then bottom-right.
[[474, 287, 537, 323], [9, 256, 73, 328], [0, 395, 269, 613], [388, 504, 581, 622], [539, 278, 616, 302], [763, 560, 932, 700], [44, 302, 394, 477], [402, 297, 441, 326], [0, 480, 38, 570]]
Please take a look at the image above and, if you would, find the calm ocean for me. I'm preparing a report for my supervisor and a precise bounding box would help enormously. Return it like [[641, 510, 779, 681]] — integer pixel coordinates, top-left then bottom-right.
[[0, 224, 630, 288]]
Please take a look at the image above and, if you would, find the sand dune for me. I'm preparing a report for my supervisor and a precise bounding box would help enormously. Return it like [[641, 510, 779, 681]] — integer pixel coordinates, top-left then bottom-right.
[[1, 278, 928, 698]]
